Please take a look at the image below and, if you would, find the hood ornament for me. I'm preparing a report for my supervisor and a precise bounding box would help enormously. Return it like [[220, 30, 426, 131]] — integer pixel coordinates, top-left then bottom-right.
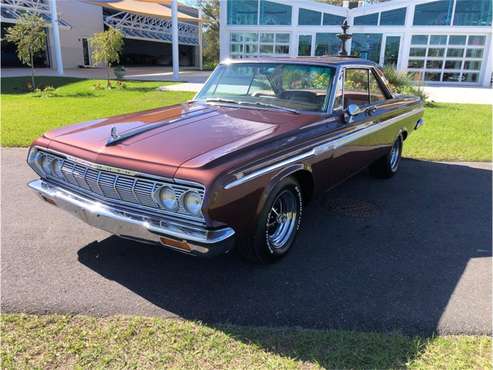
[[110, 127, 119, 140], [106, 127, 120, 146]]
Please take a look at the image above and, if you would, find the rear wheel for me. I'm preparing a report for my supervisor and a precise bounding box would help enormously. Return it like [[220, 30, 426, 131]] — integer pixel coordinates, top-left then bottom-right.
[[369, 136, 402, 178], [237, 177, 302, 264]]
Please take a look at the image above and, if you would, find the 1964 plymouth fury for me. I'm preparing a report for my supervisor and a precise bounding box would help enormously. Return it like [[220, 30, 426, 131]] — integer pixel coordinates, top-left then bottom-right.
[[27, 57, 424, 263]]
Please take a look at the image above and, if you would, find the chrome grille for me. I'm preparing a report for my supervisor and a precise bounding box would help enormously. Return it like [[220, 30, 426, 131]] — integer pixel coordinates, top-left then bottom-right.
[[35, 150, 205, 222]]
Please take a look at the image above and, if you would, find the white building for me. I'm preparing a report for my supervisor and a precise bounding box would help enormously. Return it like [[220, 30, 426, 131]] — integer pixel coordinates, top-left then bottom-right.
[[220, 0, 492, 87], [1, 0, 202, 71]]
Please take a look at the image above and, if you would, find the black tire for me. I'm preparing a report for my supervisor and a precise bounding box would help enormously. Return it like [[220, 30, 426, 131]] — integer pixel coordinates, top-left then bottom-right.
[[237, 177, 303, 264], [369, 136, 402, 179]]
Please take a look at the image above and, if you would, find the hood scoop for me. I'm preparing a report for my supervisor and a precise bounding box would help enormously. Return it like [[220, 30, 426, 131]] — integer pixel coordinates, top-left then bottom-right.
[[106, 105, 212, 146]]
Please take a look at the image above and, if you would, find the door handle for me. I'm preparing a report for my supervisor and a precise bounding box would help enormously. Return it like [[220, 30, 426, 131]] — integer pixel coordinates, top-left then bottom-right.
[[366, 106, 377, 115]]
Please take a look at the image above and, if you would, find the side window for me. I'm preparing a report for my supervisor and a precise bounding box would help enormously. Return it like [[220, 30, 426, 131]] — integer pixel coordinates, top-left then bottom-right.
[[344, 69, 369, 108], [333, 71, 344, 111], [369, 71, 387, 103]]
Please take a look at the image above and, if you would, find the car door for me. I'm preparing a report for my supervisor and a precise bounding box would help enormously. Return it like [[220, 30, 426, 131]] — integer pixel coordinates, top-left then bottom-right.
[[329, 67, 380, 181]]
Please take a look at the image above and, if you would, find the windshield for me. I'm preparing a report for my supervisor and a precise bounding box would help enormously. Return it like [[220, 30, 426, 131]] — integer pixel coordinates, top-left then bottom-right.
[[195, 63, 335, 113]]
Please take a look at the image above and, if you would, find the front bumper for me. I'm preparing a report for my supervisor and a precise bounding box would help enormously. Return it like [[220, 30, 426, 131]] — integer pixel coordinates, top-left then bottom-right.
[[28, 179, 235, 256]]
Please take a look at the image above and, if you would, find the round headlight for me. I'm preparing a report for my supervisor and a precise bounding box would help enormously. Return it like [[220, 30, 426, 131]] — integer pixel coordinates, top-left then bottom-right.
[[158, 186, 178, 210], [40, 155, 52, 176], [52, 159, 64, 178], [183, 191, 202, 216]]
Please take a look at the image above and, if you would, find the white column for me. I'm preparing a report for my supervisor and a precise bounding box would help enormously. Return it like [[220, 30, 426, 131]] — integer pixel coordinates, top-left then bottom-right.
[[198, 8, 203, 70], [219, 0, 229, 61], [481, 34, 492, 87], [171, 0, 179, 81], [49, 0, 63, 75]]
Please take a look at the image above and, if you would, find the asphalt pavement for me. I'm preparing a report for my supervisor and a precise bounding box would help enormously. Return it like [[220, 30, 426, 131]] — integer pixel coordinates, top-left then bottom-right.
[[1, 148, 491, 336]]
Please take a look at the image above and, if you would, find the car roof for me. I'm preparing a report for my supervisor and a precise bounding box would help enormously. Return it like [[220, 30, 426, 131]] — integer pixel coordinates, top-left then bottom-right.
[[223, 56, 378, 68]]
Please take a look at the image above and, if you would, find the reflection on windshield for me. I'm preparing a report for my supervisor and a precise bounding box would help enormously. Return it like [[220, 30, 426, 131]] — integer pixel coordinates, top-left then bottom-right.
[[195, 63, 335, 113]]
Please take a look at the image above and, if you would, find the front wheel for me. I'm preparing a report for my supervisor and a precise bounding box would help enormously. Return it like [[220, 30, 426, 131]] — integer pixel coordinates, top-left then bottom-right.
[[369, 136, 402, 178], [237, 177, 303, 264]]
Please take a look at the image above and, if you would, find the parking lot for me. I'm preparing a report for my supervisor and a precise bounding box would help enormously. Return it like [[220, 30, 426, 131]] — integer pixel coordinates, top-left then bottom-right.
[[1, 148, 491, 336]]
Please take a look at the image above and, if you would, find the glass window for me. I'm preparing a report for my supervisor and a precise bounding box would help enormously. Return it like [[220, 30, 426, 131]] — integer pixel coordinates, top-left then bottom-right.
[[453, 0, 492, 26], [468, 36, 486, 46], [413, 0, 453, 25], [351, 33, 382, 63], [444, 60, 462, 69], [260, 44, 274, 54], [427, 60, 443, 69], [227, 0, 258, 25], [354, 13, 379, 25], [463, 61, 481, 70], [260, 0, 291, 25], [369, 72, 386, 103], [408, 59, 425, 68], [230, 43, 243, 54], [428, 48, 445, 57], [410, 48, 426, 57], [315, 33, 339, 56], [275, 45, 289, 54], [447, 48, 464, 58], [466, 49, 484, 58], [380, 8, 406, 25], [333, 73, 344, 111], [449, 36, 466, 45], [299, 8, 321, 25], [323, 13, 345, 25], [411, 35, 428, 45], [443, 73, 461, 82], [462, 73, 479, 82], [276, 33, 290, 43], [383, 36, 400, 66], [430, 35, 447, 45], [196, 63, 335, 112], [425, 72, 441, 81], [298, 35, 312, 56], [260, 33, 274, 43], [344, 69, 369, 108]]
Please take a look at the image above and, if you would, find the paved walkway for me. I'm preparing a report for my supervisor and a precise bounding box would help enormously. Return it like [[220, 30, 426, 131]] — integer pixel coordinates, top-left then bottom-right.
[[1, 67, 210, 83], [422, 86, 493, 105], [2, 148, 491, 336]]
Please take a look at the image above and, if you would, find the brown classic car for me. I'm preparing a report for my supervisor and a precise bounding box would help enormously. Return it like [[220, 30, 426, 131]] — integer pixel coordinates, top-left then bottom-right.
[[27, 57, 424, 263]]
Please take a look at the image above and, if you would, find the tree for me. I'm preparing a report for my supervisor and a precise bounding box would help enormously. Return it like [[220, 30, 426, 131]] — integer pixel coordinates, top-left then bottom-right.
[[5, 14, 47, 90], [89, 28, 124, 88], [198, 0, 219, 68]]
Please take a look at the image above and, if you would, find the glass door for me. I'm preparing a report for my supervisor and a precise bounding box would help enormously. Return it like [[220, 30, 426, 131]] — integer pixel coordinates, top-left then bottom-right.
[[381, 35, 401, 67], [298, 34, 313, 56]]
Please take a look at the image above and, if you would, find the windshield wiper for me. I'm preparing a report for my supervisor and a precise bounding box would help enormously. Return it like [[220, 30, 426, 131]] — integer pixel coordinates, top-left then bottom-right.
[[205, 98, 240, 105], [237, 101, 300, 114], [206, 98, 300, 114]]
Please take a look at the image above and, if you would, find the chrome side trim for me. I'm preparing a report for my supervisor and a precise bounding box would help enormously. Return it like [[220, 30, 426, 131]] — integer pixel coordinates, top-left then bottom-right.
[[224, 107, 423, 190], [28, 180, 235, 251]]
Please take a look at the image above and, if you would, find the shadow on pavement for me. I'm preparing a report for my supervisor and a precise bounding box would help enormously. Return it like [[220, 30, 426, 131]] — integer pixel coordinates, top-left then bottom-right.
[[77, 159, 491, 365]]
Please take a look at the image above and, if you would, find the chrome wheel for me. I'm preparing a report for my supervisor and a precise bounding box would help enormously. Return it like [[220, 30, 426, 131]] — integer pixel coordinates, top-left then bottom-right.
[[266, 189, 299, 250], [389, 139, 401, 172]]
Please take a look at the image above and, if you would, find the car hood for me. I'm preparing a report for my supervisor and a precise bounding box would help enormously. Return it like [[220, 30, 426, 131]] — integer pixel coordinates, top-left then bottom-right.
[[44, 103, 320, 177]]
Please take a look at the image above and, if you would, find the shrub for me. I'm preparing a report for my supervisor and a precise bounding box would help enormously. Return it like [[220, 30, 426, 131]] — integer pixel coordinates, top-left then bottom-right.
[[383, 65, 429, 104]]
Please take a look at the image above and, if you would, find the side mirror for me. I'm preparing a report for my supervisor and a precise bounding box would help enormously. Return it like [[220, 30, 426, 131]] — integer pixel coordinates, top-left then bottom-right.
[[344, 104, 363, 123]]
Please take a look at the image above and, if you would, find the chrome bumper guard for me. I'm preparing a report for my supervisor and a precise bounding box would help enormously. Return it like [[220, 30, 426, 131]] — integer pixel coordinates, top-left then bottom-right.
[[28, 180, 235, 256], [415, 118, 425, 130]]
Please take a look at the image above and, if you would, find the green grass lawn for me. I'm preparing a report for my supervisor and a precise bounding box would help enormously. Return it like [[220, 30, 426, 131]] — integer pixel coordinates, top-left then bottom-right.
[[1, 77, 195, 147], [1, 77, 491, 160], [1, 314, 491, 369], [403, 103, 491, 162]]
